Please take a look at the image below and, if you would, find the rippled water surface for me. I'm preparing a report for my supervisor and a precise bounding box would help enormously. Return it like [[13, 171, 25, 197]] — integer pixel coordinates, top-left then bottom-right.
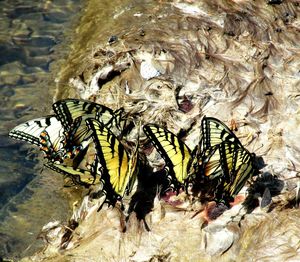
[[0, 0, 81, 258]]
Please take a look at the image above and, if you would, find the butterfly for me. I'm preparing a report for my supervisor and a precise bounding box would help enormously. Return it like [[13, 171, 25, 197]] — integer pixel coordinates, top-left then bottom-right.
[[189, 116, 243, 180], [85, 118, 138, 208], [52, 99, 125, 169], [191, 117, 257, 203], [143, 124, 193, 191]]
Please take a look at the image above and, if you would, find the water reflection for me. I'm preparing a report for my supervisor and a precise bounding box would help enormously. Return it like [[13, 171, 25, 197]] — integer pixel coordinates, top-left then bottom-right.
[[0, 0, 81, 259]]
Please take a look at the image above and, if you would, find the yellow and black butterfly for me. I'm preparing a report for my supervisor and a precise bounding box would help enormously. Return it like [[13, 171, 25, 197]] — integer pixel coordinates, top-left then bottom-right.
[[85, 118, 138, 208], [190, 116, 245, 180], [192, 117, 257, 203], [143, 124, 192, 191], [52, 99, 125, 170]]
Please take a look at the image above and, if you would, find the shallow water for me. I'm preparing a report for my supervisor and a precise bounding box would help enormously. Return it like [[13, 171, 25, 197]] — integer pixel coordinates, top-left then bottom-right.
[[0, 0, 81, 259]]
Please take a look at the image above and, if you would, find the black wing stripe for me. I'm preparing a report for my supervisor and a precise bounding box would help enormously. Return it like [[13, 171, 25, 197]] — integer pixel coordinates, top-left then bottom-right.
[[9, 131, 40, 145], [86, 118, 135, 200], [143, 126, 173, 166], [143, 124, 192, 185], [118, 142, 124, 185]]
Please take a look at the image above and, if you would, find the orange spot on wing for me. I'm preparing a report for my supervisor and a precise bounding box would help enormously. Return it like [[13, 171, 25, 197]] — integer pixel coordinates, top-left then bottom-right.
[[40, 131, 47, 137]]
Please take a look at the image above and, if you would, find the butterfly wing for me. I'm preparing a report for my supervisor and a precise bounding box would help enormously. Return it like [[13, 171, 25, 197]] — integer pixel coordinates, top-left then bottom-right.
[[53, 99, 124, 148], [200, 142, 255, 203], [9, 116, 66, 160], [190, 117, 257, 203], [9, 116, 62, 146], [53, 99, 123, 130], [143, 124, 192, 186], [86, 118, 136, 204], [200, 146, 224, 179], [44, 161, 101, 187], [220, 143, 255, 198], [200, 117, 243, 151]]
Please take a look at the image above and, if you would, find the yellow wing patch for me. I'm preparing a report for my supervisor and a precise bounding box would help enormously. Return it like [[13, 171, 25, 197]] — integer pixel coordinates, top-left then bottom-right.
[[200, 117, 243, 151], [220, 143, 255, 197], [143, 124, 192, 185], [86, 118, 136, 198]]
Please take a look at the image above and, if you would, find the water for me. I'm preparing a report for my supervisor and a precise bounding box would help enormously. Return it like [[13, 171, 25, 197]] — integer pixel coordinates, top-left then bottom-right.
[[0, 0, 81, 259]]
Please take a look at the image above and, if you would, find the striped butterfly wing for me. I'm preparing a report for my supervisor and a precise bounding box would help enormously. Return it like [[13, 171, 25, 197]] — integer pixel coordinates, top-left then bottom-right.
[[189, 117, 256, 204], [52, 99, 124, 156], [201, 142, 255, 203], [200, 117, 243, 151], [9, 116, 61, 146], [200, 146, 225, 180], [44, 160, 101, 187], [86, 118, 137, 205], [9, 116, 65, 160], [195, 117, 245, 179], [219, 142, 255, 199], [143, 124, 192, 186], [53, 99, 115, 128]]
